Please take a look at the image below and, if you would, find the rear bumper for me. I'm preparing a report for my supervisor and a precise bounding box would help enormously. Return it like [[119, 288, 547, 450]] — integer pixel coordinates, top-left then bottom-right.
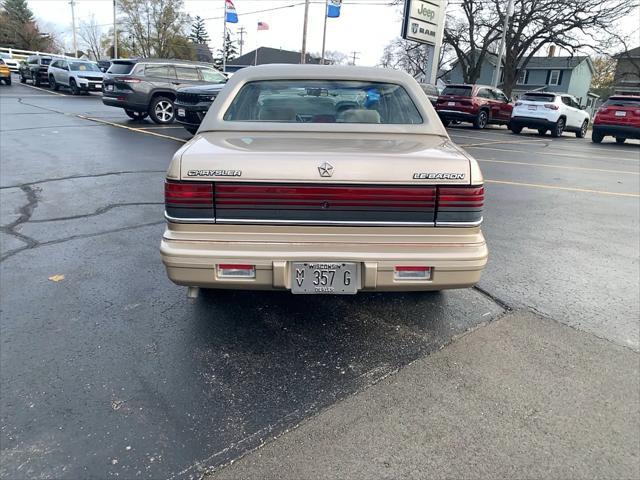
[[437, 109, 476, 121], [160, 224, 488, 292], [510, 116, 556, 129], [102, 94, 147, 111], [593, 124, 640, 139]]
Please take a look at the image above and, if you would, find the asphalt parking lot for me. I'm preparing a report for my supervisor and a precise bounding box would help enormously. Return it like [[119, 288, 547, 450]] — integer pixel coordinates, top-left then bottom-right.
[[1, 78, 639, 478]]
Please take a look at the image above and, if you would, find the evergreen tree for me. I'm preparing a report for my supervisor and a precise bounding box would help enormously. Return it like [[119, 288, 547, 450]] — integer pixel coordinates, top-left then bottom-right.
[[189, 15, 209, 44], [213, 31, 238, 68], [2, 0, 34, 24]]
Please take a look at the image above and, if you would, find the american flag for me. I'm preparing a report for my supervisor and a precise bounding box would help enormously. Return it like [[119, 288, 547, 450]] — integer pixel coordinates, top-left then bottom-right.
[[257, 21, 269, 31]]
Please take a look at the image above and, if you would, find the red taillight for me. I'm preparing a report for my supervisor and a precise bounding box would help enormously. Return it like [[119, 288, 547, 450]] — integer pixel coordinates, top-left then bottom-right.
[[215, 184, 436, 208], [598, 107, 609, 114], [438, 186, 484, 208], [544, 104, 559, 110], [217, 264, 256, 278], [165, 181, 213, 206]]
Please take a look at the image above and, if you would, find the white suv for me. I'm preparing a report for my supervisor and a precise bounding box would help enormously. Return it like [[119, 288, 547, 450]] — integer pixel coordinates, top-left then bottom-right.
[[48, 59, 104, 95], [509, 92, 590, 138]]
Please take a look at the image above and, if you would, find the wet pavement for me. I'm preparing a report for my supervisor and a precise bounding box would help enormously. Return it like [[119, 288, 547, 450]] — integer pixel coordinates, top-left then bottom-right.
[[1, 79, 638, 478]]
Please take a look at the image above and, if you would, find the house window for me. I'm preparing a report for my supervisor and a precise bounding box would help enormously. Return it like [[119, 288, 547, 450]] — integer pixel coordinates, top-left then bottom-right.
[[517, 69, 528, 84], [549, 70, 561, 85]]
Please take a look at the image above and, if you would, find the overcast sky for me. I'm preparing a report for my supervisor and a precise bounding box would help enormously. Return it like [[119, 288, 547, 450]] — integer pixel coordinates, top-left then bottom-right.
[[25, 0, 640, 66], [27, 0, 403, 66]]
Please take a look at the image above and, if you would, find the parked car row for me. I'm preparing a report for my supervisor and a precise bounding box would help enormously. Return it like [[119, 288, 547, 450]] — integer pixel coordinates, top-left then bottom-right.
[[15, 54, 105, 95], [101, 58, 227, 129], [433, 83, 639, 143]]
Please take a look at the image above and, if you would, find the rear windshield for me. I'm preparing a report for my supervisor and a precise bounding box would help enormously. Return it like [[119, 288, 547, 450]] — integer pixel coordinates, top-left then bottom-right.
[[223, 80, 423, 124], [603, 97, 640, 107], [441, 86, 472, 97], [521, 93, 556, 102], [40, 58, 51, 65], [108, 62, 135, 74]]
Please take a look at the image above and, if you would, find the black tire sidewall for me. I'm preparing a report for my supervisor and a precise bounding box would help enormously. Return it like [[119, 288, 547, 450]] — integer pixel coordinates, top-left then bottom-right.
[[474, 110, 488, 129], [551, 118, 565, 137]]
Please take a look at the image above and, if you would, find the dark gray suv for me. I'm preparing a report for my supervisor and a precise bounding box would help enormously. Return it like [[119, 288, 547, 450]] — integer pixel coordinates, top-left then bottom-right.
[[101, 58, 224, 124]]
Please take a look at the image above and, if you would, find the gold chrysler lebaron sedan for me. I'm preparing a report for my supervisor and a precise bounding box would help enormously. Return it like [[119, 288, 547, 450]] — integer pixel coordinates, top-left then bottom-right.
[[160, 65, 488, 297]]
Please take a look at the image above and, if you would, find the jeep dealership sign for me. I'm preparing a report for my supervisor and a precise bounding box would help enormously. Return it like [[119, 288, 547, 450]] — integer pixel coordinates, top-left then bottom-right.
[[401, 0, 444, 46]]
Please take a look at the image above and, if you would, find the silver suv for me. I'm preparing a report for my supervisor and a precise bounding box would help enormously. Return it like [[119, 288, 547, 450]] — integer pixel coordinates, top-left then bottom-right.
[[101, 58, 221, 124], [48, 59, 104, 94]]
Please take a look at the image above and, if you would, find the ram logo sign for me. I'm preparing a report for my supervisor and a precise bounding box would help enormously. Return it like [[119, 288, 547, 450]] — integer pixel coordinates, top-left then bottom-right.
[[402, 0, 443, 46]]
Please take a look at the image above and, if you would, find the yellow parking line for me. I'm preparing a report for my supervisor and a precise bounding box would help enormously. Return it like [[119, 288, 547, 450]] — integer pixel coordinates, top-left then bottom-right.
[[458, 139, 547, 147], [478, 158, 639, 175], [485, 179, 640, 198], [77, 115, 187, 143], [468, 145, 640, 163]]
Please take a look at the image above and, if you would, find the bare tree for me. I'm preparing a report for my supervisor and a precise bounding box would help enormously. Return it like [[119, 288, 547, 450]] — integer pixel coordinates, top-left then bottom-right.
[[378, 38, 432, 80], [444, 0, 502, 84], [324, 50, 349, 65], [498, 0, 637, 96], [78, 15, 102, 60]]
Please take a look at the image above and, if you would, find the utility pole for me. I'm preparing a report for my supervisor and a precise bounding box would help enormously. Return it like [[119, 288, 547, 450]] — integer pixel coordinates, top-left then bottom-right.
[[238, 26, 246, 56], [350, 51, 359, 66], [113, 0, 118, 59], [69, 0, 78, 58], [492, 0, 514, 87], [321, 0, 328, 65], [301, 0, 310, 64], [222, 0, 228, 73]]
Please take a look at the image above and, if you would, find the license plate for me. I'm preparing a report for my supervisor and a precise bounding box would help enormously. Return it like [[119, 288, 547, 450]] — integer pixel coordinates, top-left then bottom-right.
[[93, 84, 102, 90], [528, 105, 537, 110], [177, 108, 186, 117], [291, 262, 357, 294], [615, 111, 626, 117], [105, 84, 113, 92], [447, 101, 455, 106]]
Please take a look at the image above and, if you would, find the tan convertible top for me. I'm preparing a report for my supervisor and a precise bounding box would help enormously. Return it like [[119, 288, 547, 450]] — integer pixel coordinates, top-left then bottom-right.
[[199, 64, 449, 137]]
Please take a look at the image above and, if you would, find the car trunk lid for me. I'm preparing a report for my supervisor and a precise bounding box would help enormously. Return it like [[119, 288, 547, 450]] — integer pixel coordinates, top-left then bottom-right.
[[167, 132, 481, 227]]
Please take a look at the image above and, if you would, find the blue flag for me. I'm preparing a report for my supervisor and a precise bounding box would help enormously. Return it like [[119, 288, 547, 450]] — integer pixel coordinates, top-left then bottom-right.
[[225, 0, 238, 23], [327, 0, 342, 18]]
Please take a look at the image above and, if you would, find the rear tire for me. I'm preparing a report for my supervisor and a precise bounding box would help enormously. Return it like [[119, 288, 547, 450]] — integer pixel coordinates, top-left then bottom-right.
[[49, 75, 59, 91], [510, 125, 522, 134], [33, 76, 40, 87], [125, 109, 148, 121], [5, 76, 11, 85], [616, 137, 626, 144], [473, 110, 488, 129], [441, 119, 451, 127], [591, 132, 603, 143], [149, 96, 175, 124], [576, 120, 588, 138], [537, 128, 547, 136], [20, 74, 26, 83], [550, 117, 565, 138]]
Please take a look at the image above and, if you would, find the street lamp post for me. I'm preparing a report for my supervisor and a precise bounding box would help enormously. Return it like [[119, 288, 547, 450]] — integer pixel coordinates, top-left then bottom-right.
[[492, 0, 514, 88]]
